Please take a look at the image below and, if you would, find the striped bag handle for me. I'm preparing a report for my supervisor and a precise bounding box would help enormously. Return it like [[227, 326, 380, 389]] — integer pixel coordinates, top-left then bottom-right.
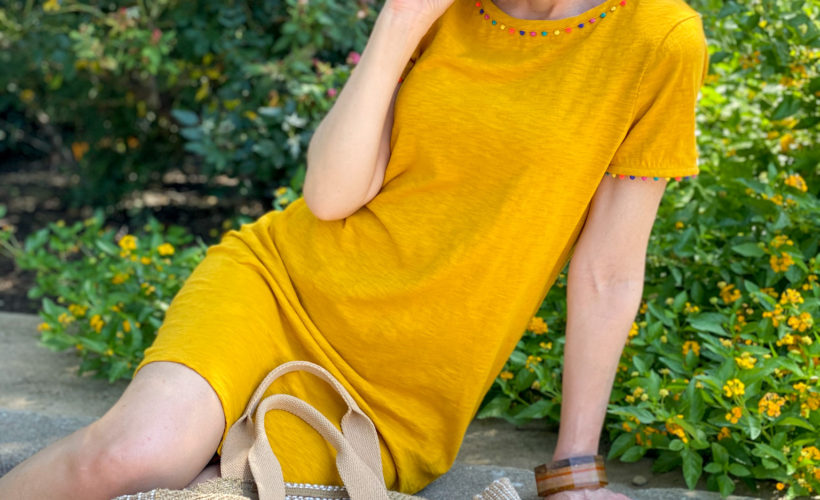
[[220, 361, 389, 500]]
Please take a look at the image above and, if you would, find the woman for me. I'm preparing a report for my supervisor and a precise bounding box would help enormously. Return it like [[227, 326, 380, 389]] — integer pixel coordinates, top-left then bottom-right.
[[0, 0, 708, 498]]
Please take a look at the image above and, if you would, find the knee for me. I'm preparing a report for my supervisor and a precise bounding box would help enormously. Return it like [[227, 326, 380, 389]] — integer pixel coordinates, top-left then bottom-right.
[[71, 419, 195, 495]]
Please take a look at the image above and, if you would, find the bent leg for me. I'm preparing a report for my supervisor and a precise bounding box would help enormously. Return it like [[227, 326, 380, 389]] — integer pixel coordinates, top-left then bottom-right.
[[0, 361, 224, 500]]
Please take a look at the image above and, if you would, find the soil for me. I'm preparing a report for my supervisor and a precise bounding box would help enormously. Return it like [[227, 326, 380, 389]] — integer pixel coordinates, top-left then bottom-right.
[[0, 156, 271, 314]]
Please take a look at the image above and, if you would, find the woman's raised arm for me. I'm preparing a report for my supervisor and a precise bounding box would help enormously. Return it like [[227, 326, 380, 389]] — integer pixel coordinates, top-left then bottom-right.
[[303, 3, 436, 221]]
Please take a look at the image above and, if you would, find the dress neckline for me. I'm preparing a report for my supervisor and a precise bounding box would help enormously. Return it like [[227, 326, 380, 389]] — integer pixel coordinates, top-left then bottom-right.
[[475, 0, 628, 35]]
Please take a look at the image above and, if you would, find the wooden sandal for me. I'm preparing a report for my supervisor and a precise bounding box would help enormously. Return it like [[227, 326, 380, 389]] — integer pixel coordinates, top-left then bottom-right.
[[534, 455, 608, 497]]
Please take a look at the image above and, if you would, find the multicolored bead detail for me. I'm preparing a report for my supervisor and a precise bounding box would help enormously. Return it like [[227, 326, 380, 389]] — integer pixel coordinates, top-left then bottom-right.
[[604, 171, 699, 182], [475, 0, 626, 37]]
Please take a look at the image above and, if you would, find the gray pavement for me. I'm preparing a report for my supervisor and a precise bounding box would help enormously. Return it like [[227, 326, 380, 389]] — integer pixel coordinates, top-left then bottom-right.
[[0, 311, 766, 499]]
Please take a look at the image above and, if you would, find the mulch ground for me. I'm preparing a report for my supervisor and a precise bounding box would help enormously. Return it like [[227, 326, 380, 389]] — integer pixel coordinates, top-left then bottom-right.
[[0, 156, 269, 314]]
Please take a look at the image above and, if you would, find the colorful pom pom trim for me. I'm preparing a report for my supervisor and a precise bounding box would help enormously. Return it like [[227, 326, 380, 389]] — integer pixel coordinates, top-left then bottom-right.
[[604, 172, 698, 182], [474, 0, 626, 38]]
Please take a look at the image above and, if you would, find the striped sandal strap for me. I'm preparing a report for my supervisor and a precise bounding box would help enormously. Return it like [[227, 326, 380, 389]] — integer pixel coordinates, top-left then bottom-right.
[[534, 455, 608, 497]]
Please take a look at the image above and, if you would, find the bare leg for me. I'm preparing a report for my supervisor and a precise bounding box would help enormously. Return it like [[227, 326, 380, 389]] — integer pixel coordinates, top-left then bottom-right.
[[0, 361, 226, 500], [186, 464, 221, 488]]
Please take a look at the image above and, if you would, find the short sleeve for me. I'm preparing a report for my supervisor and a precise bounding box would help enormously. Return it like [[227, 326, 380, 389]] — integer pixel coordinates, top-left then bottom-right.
[[605, 15, 710, 182]]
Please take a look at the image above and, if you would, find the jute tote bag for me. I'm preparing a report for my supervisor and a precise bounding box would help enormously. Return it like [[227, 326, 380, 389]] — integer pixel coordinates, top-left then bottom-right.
[[112, 361, 522, 500]]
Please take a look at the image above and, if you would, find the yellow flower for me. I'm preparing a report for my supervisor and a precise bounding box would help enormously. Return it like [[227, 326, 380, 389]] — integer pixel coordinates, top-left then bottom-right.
[[126, 136, 140, 149], [243, 110, 258, 121], [140, 256, 152, 265], [734, 351, 757, 370], [89, 314, 104, 333], [717, 427, 731, 440], [801, 446, 820, 461], [57, 312, 75, 326], [68, 304, 88, 317], [19, 89, 35, 103], [37, 322, 51, 332], [780, 288, 804, 305], [719, 283, 742, 304], [71, 142, 90, 161], [784, 174, 808, 193], [275, 186, 288, 197], [771, 234, 793, 248], [499, 371, 514, 381], [725, 406, 742, 424], [530, 380, 541, 391], [104, 348, 114, 357], [764, 304, 787, 328], [723, 378, 745, 398], [682, 340, 700, 357], [780, 133, 794, 152], [527, 316, 548, 335], [627, 322, 639, 339], [757, 392, 786, 418], [683, 302, 700, 314], [787, 312, 812, 333], [775, 482, 785, 491], [665, 419, 687, 443], [122, 321, 131, 333], [539, 341, 552, 350], [43, 0, 60, 11], [157, 242, 175, 256], [770, 252, 795, 273], [111, 273, 129, 285], [674, 221, 684, 229], [118, 234, 138, 252], [719, 338, 733, 348]]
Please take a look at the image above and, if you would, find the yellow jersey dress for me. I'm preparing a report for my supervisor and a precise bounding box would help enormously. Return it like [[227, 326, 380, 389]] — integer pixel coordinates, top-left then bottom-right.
[[134, 0, 709, 494]]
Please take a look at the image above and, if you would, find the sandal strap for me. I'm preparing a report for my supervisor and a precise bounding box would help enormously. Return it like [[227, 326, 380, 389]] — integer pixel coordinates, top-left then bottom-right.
[[534, 455, 608, 497]]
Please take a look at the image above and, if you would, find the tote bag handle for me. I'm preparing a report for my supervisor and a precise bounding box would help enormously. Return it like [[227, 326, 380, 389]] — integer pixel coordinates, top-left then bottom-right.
[[220, 361, 389, 500]]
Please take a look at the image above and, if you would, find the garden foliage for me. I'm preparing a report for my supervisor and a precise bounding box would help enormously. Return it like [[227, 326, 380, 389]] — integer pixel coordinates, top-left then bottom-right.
[[0, 0, 374, 205], [0, 0, 818, 498]]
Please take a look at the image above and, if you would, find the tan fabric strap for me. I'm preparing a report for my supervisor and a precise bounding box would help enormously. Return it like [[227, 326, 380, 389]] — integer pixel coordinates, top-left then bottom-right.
[[220, 361, 388, 500]]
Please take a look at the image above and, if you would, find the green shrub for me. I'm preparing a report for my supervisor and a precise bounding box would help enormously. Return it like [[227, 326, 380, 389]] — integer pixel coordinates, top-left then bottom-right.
[[0, 0, 376, 205], [1, 211, 206, 381]]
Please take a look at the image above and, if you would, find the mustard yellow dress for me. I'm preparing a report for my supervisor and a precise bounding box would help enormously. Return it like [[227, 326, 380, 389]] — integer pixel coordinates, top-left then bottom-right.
[[134, 0, 709, 493]]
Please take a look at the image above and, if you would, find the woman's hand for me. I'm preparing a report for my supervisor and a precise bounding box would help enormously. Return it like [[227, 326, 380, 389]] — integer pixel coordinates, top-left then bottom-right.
[[383, 0, 457, 27], [545, 488, 633, 500]]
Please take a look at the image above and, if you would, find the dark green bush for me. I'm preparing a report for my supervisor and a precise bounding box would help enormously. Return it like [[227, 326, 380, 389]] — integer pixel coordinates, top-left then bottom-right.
[[0, 0, 377, 205]]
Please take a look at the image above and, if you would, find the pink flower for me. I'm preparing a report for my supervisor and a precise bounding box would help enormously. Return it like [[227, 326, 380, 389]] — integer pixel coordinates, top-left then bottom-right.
[[327, 88, 337, 98], [151, 28, 162, 44], [346, 51, 361, 65]]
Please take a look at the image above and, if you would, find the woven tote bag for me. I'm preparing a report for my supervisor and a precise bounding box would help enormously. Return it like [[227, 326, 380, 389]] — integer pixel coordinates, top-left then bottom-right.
[[113, 361, 522, 500]]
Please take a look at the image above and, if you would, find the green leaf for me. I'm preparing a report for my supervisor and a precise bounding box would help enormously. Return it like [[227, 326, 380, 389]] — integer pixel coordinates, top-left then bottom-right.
[[669, 439, 685, 451], [620, 445, 646, 463], [711, 443, 729, 465], [652, 450, 682, 473], [716, 473, 735, 497], [607, 432, 636, 460], [775, 416, 815, 431], [171, 109, 200, 126], [509, 398, 552, 424], [728, 464, 751, 477], [94, 239, 119, 255], [609, 406, 655, 424], [704, 462, 723, 474], [771, 94, 800, 120], [687, 313, 728, 336], [730, 242, 765, 258], [682, 448, 703, 490], [476, 396, 511, 419]]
